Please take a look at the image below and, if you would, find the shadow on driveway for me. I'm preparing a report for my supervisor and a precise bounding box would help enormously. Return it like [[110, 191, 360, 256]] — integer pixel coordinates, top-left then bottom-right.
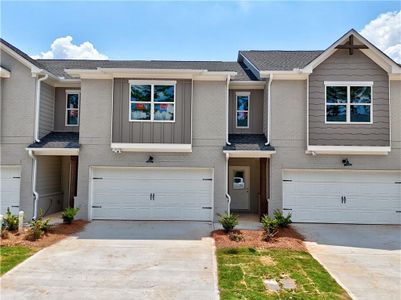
[[293, 223, 401, 251], [76, 220, 213, 240]]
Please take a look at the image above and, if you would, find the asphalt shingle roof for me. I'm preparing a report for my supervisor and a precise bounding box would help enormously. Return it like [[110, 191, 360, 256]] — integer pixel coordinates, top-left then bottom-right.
[[28, 132, 79, 149], [37, 59, 259, 81], [239, 50, 324, 71], [223, 134, 275, 151]]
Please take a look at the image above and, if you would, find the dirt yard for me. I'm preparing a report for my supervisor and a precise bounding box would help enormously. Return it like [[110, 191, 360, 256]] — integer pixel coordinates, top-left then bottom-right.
[[212, 226, 306, 251], [1, 220, 87, 250]]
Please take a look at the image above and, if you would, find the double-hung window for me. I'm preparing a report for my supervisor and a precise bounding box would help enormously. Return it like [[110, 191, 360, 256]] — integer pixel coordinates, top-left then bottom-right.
[[325, 82, 372, 124], [65, 90, 80, 126], [236, 92, 250, 128], [129, 80, 176, 122]]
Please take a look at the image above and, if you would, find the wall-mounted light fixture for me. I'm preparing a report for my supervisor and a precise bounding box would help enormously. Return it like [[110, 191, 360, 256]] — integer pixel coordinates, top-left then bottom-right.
[[342, 158, 352, 167], [146, 156, 154, 163]]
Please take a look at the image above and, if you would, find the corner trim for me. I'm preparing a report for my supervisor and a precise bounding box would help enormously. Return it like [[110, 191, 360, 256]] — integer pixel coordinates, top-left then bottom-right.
[[111, 143, 192, 153]]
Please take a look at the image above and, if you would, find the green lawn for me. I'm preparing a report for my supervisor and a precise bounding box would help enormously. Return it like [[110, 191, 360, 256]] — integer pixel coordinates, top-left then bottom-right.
[[217, 248, 350, 300], [0, 246, 36, 275]]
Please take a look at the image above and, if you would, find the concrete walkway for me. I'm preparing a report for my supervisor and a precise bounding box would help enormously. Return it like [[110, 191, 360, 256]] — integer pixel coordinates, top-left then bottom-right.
[[293, 224, 401, 300], [1, 221, 219, 300]]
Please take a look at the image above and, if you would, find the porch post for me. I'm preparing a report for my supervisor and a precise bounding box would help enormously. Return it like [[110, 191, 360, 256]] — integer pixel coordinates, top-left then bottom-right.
[[259, 158, 268, 217]]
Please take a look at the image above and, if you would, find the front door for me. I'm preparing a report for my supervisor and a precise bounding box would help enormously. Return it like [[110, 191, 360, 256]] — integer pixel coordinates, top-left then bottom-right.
[[229, 166, 250, 210]]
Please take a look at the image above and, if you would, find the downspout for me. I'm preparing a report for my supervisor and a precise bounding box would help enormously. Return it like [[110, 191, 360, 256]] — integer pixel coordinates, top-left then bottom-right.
[[225, 153, 231, 215], [265, 73, 273, 145], [28, 150, 39, 220], [225, 75, 231, 146], [34, 74, 48, 142]]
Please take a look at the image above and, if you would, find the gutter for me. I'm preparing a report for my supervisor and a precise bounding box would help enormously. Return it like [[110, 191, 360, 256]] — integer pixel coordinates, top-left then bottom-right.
[[226, 75, 231, 146], [28, 150, 39, 220], [265, 73, 273, 145], [34, 74, 48, 142]]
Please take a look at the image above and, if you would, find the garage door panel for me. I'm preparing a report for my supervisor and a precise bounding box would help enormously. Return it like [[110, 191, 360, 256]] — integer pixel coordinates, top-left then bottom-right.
[[283, 170, 401, 224], [91, 168, 213, 221], [0, 166, 21, 215]]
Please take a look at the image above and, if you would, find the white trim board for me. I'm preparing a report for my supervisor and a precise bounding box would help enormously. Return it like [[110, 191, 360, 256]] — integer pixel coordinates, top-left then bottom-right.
[[306, 145, 391, 155], [0, 67, 11, 78], [26, 148, 79, 156], [111, 143, 192, 153], [224, 150, 276, 158]]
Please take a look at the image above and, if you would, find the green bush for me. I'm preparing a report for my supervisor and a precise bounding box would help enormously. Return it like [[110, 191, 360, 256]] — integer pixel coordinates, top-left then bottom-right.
[[61, 207, 80, 224], [29, 219, 44, 240], [3, 208, 19, 231], [28, 212, 51, 241], [261, 214, 279, 241], [273, 209, 292, 228], [217, 213, 239, 232]]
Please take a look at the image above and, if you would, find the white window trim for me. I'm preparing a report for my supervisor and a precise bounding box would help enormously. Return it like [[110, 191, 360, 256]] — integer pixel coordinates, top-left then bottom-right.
[[129, 80, 177, 123], [236, 92, 250, 128], [324, 81, 373, 125], [65, 90, 80, 127]]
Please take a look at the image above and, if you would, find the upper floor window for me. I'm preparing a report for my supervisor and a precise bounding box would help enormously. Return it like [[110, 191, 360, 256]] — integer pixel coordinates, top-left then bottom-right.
[[65, 90, 80, 126], [129, 80, 176, 122], [236, 92, 250, 128], [325, 81, 372, 124]]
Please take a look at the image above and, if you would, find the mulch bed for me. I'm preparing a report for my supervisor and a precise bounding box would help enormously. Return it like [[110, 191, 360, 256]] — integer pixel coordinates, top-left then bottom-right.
[[0, 220, 88, 250], [212, 226, 306, 251]]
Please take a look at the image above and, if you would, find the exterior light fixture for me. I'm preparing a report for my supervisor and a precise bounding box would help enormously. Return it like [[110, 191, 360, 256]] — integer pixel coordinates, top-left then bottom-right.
[[146, 156, 154, 163], [342, 158, 352, 167]]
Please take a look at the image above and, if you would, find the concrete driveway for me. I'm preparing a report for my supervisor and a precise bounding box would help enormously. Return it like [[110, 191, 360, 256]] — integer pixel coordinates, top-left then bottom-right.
[[0, 221, 218, 300], [293, 224, 401, 300]]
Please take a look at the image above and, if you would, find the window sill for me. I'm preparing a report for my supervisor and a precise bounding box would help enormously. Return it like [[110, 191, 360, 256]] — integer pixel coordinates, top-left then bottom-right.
[[111, 143, 192, 153], [306, 145, 391, 155]]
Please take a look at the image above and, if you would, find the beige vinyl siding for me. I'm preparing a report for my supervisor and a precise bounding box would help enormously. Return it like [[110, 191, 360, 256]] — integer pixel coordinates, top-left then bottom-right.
[[229, 89, 264, 134], [112, 79, 192, 144], [309, 49, 390, 146], [39, 82, 55, 138], [54, 87, 80, 132], [37, 156, 63, 215]]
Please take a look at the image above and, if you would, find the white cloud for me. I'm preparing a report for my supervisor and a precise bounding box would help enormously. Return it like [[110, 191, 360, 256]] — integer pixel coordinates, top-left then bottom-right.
[[32, 36, 108, 60], [360, 10, 401, 63]]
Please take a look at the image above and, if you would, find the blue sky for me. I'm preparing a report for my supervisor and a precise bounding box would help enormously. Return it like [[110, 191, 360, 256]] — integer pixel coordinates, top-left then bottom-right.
[[1, 1, 400, 61]]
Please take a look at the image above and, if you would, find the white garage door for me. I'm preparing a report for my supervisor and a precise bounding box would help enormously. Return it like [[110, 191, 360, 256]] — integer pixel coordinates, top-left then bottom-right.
[[283, 170, 401, 224], [0, 166, 21, 215], [90, 167, 214, 221]]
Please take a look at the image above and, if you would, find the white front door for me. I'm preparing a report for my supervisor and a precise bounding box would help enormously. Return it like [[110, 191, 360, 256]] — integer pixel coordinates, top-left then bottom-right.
[[90, 167, 214, 221], [282, 170, 401, 224], [229, 166, 250, 210], [0, 166, 21, 215]]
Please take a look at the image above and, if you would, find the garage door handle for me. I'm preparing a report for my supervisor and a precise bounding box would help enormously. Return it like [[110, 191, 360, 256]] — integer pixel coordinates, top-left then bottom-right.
[[92, 205, 102, 208], [202, 206, 212, 209], [11, 205, 19, 208], [283, 208, 292, 211]]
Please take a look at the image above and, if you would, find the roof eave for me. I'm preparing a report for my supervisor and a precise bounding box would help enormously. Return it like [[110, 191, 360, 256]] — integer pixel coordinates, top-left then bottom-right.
[[64, 68, 237, 80]]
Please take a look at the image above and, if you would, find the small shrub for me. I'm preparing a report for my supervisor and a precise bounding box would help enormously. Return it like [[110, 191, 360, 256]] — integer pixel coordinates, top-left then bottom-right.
[[229, 231, 244, 242], [29, 219, 44, 240], [273, 209, 292, 228], [3, 208, 19, 231], [61, 207, 80, 224], [27, 212, 51, 241], [217, 213, 239, 232], [261, 214, 279, 241]]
